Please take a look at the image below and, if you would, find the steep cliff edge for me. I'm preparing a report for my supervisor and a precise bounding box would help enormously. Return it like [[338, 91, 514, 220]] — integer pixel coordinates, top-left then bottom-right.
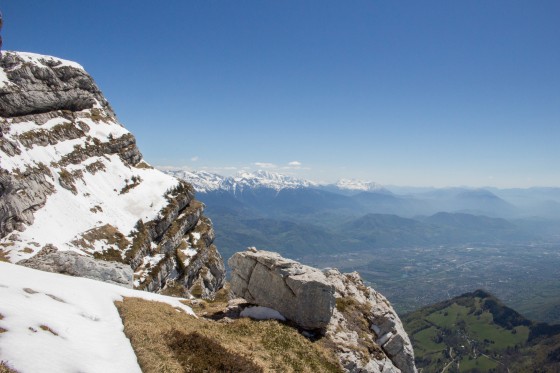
[[0, 51, 225, 297]]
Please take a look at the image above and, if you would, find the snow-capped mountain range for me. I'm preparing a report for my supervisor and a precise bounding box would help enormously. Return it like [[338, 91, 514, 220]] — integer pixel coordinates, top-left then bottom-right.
[[335, 178, 385, 192], [162, 169, 384, 194]]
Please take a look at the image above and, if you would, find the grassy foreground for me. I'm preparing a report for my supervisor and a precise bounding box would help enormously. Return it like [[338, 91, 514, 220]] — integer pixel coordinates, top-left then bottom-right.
[[116, 297, 343, 373]]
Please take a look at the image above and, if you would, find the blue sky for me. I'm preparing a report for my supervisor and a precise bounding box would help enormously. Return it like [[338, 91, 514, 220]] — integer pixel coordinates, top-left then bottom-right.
[[3, 1, 559, 187]]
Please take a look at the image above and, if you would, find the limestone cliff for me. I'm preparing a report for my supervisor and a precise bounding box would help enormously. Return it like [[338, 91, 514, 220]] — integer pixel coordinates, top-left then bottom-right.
[[0, 51, 225, 297]]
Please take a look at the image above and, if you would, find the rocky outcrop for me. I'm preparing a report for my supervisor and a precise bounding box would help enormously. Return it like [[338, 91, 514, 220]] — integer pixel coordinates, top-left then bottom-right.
[[325, 269, 417, 373], [18, 245, 133, 287], [0, 164, 54, 237], [0, 52, 114, 118], [229, 249, 416, 373], [229, 249, 335, 329], [0, 51, 225, 298]]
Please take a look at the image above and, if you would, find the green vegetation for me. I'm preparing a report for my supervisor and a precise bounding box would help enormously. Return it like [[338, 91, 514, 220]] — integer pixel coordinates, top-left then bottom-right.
[[403, 290, 560, 372]]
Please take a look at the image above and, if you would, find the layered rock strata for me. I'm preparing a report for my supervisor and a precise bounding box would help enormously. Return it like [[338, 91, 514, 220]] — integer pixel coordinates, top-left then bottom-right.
[[0, 51, 225, 297]]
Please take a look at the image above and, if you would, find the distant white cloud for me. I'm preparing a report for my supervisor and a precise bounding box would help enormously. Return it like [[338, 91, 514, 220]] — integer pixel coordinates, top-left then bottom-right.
[[254, 162, 277, 169], [191, 156, 199, 162], [283, 160, 309, 171]]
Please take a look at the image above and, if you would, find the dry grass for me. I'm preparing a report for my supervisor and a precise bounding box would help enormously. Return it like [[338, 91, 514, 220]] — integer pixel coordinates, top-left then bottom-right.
[[116, 297, 343, 373], [0, 250, 10, 263], [134, 160, 153, 169], [0, 313, 5, 334], [167, 330, 263, 373], [71, 224, 129, 262], [0, 361, 19, 373], [39, 325, 59, 336]]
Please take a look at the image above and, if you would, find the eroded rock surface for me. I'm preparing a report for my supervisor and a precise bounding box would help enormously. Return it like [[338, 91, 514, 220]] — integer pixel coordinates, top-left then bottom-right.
[[229, 249, 335, 329], [0, 52, 113, 118], [325, 269, 417, 373], [19, 245, 133, 287]]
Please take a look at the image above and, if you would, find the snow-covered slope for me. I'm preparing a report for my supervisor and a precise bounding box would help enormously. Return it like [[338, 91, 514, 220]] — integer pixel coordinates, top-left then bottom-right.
[[0, 51, 225, 296], [0, 262, 193, 373], [164, 169, 316, 193]]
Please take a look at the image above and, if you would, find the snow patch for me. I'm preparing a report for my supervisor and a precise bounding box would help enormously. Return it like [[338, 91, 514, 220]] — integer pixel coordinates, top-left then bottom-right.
[[0, 262, 194, 373], [240, 306, 286, 321], [16, 51, 85, 70]]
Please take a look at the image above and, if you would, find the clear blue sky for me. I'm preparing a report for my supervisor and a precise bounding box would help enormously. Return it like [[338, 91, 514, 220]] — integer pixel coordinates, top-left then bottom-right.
[[3, 1, 559, 187]]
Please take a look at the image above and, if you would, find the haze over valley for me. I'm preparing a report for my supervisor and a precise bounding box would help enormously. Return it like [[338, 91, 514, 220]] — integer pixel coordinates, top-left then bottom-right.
[[166, 169, 560, 324]]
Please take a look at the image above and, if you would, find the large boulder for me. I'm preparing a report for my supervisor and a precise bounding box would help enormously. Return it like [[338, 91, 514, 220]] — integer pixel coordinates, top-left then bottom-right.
[[18, 245, 133, 288], [228, 248, 335, 329]]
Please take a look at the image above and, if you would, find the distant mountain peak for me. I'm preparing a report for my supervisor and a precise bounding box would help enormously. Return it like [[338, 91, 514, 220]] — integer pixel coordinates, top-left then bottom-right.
[[163, 169, 315, 193], [335, 178, 384, 191]]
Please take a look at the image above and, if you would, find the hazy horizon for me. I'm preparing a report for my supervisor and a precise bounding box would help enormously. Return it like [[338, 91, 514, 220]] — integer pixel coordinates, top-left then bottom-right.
[[157, 164, 560, 190], [3, 1, 559, 188]]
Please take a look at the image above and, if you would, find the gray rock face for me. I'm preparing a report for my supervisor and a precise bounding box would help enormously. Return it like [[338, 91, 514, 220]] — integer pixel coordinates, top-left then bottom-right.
[[324, 269, 417, 373], [19, 245, 133, 287], [228, 249, 335, 329], [0, 165, 55, 238], [0, 52, 114, 118]]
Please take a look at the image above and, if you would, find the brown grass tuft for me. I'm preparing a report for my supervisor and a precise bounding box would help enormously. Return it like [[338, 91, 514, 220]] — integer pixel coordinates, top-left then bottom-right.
[[0, 250, 10, 263], [0, 361, 19, 373], [116, 297, 343, 373], [134, 161, 153, 169], [39, 325, 59, 336], [71, 224, 129, 262]]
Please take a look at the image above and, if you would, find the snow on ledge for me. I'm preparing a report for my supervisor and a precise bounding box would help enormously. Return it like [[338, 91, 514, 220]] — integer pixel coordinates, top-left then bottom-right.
[[10, 51, 85, 70], [0, 262, 194, 373]]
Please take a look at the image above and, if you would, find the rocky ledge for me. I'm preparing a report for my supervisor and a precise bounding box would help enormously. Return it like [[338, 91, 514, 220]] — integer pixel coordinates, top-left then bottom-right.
[[229, 248, 416, 373]]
